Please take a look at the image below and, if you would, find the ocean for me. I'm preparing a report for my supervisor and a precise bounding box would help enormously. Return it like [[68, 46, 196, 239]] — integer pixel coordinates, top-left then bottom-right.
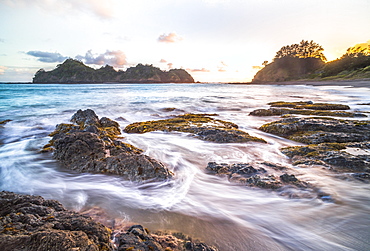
[[1, 83, 369, 250]]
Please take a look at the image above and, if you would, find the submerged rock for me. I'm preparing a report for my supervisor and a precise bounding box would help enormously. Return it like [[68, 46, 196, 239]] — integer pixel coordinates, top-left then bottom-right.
[[206, 162, 329, 200], [124, 114, 266, 143], [43, 109, 173, 182], [0, 191, 112, 251]]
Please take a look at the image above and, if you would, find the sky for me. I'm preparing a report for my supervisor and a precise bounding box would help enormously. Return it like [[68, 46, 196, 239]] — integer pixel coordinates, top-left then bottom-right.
[[0, 0, 370, 83]]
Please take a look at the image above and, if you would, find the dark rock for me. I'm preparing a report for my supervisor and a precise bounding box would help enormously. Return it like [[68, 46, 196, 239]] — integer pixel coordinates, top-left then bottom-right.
[[206, 162, 321, 199], [44, 109, 173, 182], [0, 191, 112, 251], [249, 101, 366, 118], [115, 225, 218, 251], [259, 117, 370, 144], [124, 114, 266, 143], [282, 142, 370, 175]]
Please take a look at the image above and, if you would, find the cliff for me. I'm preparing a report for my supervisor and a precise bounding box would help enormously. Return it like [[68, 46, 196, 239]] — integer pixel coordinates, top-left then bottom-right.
[[33, 59, 195, 83]]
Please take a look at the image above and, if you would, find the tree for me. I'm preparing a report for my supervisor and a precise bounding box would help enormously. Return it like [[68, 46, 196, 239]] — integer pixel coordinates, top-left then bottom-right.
[[274, 40, 327, 61]]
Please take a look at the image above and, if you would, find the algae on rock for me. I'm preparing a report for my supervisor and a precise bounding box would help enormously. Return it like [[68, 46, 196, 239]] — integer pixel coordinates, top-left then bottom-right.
[[124, 114, 266, 143], [43, 109, 173, 182]]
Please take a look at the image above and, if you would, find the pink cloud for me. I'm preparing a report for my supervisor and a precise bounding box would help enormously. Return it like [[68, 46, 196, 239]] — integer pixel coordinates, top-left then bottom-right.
[[76, 50, 127, 67], [158, 32, 183, 43]]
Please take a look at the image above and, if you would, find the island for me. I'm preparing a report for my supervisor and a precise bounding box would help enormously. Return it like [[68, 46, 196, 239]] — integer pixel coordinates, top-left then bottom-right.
[[32, 59, 195, 84]]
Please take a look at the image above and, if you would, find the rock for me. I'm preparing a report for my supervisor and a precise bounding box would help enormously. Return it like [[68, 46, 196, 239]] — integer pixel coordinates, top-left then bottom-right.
[[282, 142, 370, 174], [124, 114, 266, 143], [43, 109, 173, 182], [0, 191, 112, 251], [249, 101, 366, 118], [115, 225, 218, 251], [259, 117, 370, 144], [205, 162, 326, 200], [0, 119, 12, 125]]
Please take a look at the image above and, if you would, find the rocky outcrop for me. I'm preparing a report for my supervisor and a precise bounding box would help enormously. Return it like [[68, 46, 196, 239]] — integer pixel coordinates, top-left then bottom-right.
[[0, 192, 218, 251], [259, 116, 370, 180], [206, 162, 330, 200], [115, 225, 218, 251], [124, 114, 266, 143], [43, 109, 173, 182], [0, 191, 112, 251], [33, 59, 195, 84], [249, 101, 367, 118], [259, 117, 370, 144], [281, 142, 370, 176]]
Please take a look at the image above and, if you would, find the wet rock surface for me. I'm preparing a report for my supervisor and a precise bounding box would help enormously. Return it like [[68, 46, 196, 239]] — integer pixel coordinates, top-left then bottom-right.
[[282, 142, 370, 175], [124, 114, 266, 143], [206, 162, 330, 200], [259, 117, 370, 144], [249, 101, 367, 118], [259, 114, 370, 181], [115, 225, 218, 251], [0, 191, 112, 251], [43, 109, 173, 182], [0, 192, 219, 251]]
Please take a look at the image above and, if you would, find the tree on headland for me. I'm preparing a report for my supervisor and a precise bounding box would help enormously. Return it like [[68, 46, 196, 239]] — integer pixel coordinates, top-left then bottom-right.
[[274, 40, 327, 61], [252, 40, 326, 82]]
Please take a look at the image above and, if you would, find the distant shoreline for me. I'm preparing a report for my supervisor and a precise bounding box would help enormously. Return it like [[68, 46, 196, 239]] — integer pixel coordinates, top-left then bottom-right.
[[2, 78, 370, 88], [228, 78, 370, 88]]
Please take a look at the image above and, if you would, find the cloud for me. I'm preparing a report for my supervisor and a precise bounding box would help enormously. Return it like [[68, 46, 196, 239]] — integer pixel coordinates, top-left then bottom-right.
[[158, 32, 183, 43], [3, 0, 115, 19], [159, 59, 167, 63], [76, 50, 127, 67], [0, 66, 7, 75], [218, 61, 228, 72], [187, 68, 210, 72], [252, 66, 263, 70], [0, 38, 4, 43], [26, 51, 68, 63], [167, 63, 174, 69]]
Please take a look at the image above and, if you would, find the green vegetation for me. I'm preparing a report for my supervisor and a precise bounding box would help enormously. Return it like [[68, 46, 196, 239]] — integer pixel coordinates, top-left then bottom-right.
[[33, 59, 195, 83], [252, 40, 370, 82]]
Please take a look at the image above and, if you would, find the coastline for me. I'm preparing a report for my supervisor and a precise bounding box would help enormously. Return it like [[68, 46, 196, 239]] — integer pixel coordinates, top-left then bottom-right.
[[2, 78, 370, 88], [228, 78, 370, 88]]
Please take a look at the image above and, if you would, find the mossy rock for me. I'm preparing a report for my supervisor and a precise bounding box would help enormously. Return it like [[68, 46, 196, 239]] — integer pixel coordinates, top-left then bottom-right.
[[282, 142, 370, 173], [268, 101, 350, 110], [250, 108, 366, 118], [259, 117, 370, 144], [124, 114, 266, 143]]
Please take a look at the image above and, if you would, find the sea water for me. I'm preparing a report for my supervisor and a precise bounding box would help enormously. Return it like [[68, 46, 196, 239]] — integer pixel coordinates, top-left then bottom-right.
[[0, 83, 370, 250]]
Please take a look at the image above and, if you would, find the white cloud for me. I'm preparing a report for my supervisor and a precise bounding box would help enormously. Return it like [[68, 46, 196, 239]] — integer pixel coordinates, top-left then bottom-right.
[[158, 32, 183, 43], [0, 66, 7, 75], [76, 50, 127, 67]]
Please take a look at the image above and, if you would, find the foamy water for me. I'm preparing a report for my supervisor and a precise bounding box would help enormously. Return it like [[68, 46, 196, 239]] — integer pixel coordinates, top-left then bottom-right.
[[1, 83, 369, 250]]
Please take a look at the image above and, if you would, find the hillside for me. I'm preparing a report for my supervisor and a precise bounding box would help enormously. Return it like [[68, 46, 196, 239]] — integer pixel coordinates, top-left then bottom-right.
[[33, 59, 195, 83], [252, 40, 370, 82]]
